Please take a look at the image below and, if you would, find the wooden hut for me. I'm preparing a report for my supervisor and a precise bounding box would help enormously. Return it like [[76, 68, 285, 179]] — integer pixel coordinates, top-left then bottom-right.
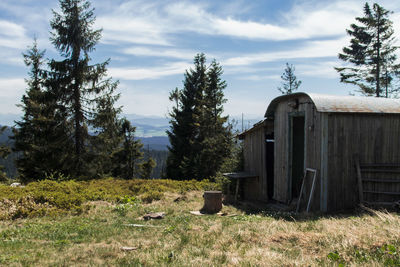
[[238, 92, 400, 212]]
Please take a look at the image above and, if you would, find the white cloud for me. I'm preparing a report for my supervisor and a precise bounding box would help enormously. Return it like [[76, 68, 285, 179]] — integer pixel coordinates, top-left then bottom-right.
[[297, 61, 339, 78], [0, 78, 25, 113], [168, 0, 361, 41], [0, 20, 25, 37], [117, 82, 170, 116], [222, 37, 349, 66], [224, 92, 269, 118], [95, 0, 367, 46], [238, 74, 281, 81], [109, 62, 190, 80], [0, 78, 25, 96], [96, 1, 170, 46], [122, 46, 200, 60], [0, 20, 30, 49], [98, 17, 170, 46]]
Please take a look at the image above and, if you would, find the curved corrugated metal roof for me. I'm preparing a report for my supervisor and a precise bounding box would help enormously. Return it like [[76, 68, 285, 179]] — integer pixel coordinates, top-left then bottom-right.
[[265, 92, 400, 117]]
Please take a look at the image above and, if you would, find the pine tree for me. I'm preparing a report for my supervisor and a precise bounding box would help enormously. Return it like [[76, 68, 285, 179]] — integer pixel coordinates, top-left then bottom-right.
[[113, 119, 143, 179], [48, 0, 117, 176], [166, 53, 206, 180], [167, 54, 232, 180], [88, 81, 122, 177], [278, 63, 302, 95], [197, 59, 232, 178], [15, 0, 143, 181], [140, 158, 156, 179], [335, 3, 400, 97], [14, 40, 72, 182]]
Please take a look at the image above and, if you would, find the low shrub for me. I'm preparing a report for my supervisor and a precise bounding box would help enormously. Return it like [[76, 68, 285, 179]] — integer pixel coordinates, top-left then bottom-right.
[[0, 178, 219, 220], [140, 191, 164, 203], [0, 197, 59, 220]]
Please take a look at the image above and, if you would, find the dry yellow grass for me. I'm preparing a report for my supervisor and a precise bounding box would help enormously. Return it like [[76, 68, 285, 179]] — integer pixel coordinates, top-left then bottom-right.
[[1, 191, 400, 266]]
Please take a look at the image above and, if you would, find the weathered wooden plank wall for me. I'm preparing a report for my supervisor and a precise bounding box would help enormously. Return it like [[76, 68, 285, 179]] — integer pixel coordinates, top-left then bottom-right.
[[304, 104, 322, 211], [327, 114, 400, 211], [242, 123, 268, 201]]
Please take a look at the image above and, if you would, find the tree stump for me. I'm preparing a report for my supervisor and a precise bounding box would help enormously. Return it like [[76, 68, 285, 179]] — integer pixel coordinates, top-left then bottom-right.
[[201, 191, 222, 214]]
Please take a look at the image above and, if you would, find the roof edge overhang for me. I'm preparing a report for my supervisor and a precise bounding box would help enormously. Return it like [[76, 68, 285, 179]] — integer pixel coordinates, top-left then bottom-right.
[[238, 119, 269, 139]]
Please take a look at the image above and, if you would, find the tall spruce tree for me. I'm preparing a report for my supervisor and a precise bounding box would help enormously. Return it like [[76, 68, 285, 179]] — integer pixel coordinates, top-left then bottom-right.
[[278, 63, 302, 95], [198, 59, 232, 178], [167, 54, 232, 180], [167, 53, 206, 180], [89, 81, 122, 177], [14, 40, 72, 182], [48, 0, 120, 176], [113, 119, 143, 179], [15, 0, 147, 181], [140, 158, 156, 179], [335, 3, 400, 97]]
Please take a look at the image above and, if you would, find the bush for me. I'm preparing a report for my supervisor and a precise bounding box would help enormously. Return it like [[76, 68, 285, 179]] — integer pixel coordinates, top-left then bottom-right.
[[0, 178, 219, 220], [0, 197, 59, 220], [140, 191, 164, 203]]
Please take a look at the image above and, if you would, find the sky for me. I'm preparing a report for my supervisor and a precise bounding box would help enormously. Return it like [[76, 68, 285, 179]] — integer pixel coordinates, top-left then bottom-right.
[[0, 0, 400, 123]]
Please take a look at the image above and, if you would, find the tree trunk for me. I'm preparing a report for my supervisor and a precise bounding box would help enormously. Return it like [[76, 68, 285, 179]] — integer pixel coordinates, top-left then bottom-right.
[[201, 191, 222, 214]]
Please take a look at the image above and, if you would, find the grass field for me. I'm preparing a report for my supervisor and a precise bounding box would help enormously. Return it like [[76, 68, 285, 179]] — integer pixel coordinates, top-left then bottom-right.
[[1, 180, 400, 266]]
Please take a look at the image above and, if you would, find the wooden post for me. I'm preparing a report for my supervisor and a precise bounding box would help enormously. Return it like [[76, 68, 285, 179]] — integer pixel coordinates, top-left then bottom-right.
[[355, 156, 364, 204], [201, 191, 222, 214], [234, 180, 240, 203]]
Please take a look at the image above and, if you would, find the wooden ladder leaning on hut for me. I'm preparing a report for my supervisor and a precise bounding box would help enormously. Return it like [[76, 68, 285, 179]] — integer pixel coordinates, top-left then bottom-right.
[[356, 158, 400, 207]]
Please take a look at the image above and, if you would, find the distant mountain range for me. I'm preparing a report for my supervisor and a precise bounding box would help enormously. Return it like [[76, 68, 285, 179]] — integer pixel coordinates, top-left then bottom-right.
[[0, 126, 13, 144], [0, 113, 262, 178], [0, 124, 170, 151], [0, 113, 262, 139], [0, 113, 170, 138]]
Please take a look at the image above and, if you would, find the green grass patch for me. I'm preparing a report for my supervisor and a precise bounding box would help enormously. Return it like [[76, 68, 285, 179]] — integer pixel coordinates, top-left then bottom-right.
[[0, 191, 399, 266]]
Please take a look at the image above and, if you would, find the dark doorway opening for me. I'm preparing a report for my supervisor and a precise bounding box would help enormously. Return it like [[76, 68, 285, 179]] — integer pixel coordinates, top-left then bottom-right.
[[291, 116, 305, 199], [266, 133, 274, 199]]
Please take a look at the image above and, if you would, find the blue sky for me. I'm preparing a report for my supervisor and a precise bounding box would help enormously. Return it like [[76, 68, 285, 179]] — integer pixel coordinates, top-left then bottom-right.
[[0, 0, 399, 122]]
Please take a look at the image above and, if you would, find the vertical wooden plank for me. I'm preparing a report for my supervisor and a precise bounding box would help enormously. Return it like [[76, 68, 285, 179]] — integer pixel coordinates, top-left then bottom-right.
[[261, 125, 268, 201], [273, 102, 289, 202], [320, 113, 329, 212], [355, 157, 364, 204], [313, 108, 321, 211]]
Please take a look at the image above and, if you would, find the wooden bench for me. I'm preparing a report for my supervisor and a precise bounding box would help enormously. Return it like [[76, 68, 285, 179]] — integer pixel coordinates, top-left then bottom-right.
[[223, 172, 258, 202]]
